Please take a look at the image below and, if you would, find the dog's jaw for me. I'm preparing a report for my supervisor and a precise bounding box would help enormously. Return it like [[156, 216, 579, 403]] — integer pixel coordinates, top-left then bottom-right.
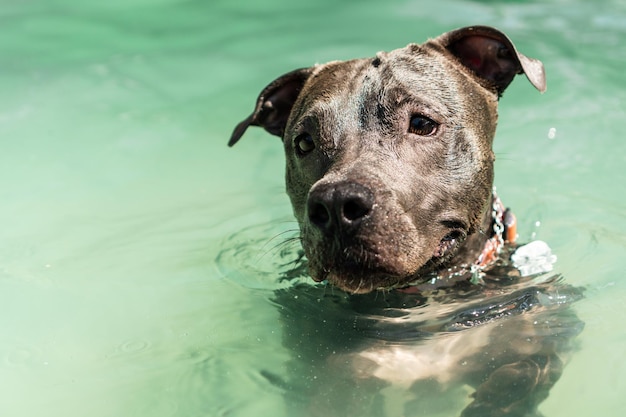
[[299, 209, 486, 294]]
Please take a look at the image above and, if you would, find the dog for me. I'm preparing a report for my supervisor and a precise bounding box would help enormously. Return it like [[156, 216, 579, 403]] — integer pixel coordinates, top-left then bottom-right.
[[228, 26, 583, 417]]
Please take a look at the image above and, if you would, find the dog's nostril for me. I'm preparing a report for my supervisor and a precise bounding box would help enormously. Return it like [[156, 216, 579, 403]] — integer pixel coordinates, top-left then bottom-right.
[[343, 198, 371, 221], [308, 201, 331, 227]]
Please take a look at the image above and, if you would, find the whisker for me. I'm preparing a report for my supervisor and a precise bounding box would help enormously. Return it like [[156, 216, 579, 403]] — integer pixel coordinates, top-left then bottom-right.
[[257, 236, 301, 260], [355, 279, 363, 294], [254, 227, 302, 263], [261, 228, 301, 249]]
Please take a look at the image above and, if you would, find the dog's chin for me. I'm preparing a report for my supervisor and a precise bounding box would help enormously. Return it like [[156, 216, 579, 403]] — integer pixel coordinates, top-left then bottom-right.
[[306, 233, 464, 294], [313, 267, 407, 294], [307, 255, 433, 294]]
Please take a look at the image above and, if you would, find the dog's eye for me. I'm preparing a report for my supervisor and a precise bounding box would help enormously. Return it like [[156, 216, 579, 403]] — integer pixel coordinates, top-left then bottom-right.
[[294, 133, 315, 156], [409, 115, 439, 136]]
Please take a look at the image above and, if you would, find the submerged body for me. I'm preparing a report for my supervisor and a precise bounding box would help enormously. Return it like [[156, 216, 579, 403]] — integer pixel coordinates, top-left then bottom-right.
[[271, 258, 583, 417]]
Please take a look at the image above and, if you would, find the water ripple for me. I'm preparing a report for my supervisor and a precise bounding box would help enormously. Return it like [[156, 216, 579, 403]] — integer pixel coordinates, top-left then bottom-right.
[[215, 218, 308, 291]]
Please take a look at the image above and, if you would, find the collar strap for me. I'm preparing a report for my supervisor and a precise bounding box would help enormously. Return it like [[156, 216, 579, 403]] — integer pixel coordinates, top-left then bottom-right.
[[474, 187, 517, 269]]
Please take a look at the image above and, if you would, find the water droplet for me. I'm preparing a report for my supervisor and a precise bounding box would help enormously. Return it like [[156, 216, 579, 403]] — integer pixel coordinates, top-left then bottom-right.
[[548, 127, 557, 139]]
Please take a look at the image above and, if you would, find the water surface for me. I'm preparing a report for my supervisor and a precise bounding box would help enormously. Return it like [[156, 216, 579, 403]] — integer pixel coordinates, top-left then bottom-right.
[[1, 1, 625, 416]]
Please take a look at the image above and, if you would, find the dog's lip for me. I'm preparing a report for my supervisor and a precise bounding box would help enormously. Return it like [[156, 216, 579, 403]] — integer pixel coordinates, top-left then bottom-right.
[[439, 218, 469, 234], [433, 230, 465, 258], [433, 219, 468, 258]]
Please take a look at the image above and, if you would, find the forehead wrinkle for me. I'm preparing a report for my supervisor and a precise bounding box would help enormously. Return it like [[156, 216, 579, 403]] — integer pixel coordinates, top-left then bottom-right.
[[354, 62, 394, 132], [349, 57, 462, 136], [383, 50, 462, 119]]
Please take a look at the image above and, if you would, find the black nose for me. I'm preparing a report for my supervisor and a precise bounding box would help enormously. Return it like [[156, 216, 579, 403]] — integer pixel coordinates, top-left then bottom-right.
[[307, 182, 374, 236]]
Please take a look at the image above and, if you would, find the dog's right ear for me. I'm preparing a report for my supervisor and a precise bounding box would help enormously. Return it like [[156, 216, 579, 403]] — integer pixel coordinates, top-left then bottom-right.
[[228, 67, 315, 147], [434, 26, 546, 96]]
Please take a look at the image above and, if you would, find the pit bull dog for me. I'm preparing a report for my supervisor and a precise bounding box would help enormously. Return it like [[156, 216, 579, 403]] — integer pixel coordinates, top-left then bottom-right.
[[228, 26, 583, 417]]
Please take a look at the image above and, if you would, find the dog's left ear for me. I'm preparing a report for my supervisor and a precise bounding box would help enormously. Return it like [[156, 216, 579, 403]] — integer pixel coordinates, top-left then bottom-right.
[[228, 67, 315, 146], [436, 26, 546, 95]]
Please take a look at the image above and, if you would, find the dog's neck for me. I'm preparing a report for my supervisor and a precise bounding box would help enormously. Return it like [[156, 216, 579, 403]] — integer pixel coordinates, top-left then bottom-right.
[[443, 188, 516, 277]]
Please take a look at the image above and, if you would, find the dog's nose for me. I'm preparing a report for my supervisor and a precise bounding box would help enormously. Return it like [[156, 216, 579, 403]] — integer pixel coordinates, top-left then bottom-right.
[[307, 182, 374, 235]]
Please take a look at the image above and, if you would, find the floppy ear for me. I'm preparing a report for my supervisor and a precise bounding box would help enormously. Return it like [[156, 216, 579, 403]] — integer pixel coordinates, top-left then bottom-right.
[[228, 67, 315, 146], [436, 26, 546, 95]]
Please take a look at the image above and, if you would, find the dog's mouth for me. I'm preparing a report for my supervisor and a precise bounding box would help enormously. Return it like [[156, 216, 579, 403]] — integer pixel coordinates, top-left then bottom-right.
[[433, 229, 466, 258], [305, 227, 467, 294], [311, 257, 407, 294]]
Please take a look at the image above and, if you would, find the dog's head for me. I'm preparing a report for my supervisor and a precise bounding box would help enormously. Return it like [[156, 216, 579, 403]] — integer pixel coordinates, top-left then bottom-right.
[[229, 26, 545, 293]]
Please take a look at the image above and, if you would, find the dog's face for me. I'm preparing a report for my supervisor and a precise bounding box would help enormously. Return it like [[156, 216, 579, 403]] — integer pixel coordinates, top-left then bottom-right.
[[230, 26, 546, 293], [283, 47, 500, 294]]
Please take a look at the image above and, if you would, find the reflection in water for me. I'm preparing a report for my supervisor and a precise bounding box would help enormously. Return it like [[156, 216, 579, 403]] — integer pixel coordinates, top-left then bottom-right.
[[218, 230, 585, 417]]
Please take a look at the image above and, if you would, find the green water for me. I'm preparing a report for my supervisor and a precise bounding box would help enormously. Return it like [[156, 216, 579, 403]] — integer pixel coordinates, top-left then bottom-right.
[[1, 0, 625, 416]]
